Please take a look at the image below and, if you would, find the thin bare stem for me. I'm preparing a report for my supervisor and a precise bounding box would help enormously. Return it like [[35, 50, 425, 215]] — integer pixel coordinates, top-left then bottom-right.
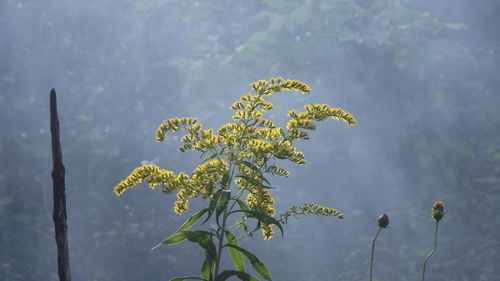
[[421, 220, 439, 281], [369, 227, 382, 281]]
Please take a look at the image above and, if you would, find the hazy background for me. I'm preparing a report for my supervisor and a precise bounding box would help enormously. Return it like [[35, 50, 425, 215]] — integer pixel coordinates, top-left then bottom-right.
[[1, 0, 499, 280]]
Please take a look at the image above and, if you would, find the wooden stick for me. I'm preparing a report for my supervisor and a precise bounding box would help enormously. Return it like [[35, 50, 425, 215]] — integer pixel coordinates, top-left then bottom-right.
[[50, 88, 71, 281]]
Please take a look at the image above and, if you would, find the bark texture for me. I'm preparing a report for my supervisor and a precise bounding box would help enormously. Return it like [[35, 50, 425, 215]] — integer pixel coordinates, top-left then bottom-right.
[[50, 89, 71, 281]]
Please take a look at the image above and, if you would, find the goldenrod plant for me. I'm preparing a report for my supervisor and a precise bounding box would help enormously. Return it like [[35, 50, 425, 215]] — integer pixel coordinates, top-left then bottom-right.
[[421, 201, 445, 281], [113, 77, 355, 281]]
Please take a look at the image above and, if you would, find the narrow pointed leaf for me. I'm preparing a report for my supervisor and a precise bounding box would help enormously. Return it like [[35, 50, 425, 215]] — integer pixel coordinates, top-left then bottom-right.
[[220, 171, 230, 188], [215, 270, 259, 281], [235, 199, 250, 211], [229, 210, 284, 237], [151, 231, 186, 250], [195, 168, 219, 176], [201, 256, 213, 281], [225, 231, 245, 272], [203, 189, 222, 224], [238, 160, 270, 185], [183, 230, 217, 257], [216, 190, 231, 222], [236, 175, 273, 189], [179, 208, 209, 232], [201, 153, 221, 163], [225, 245, 272, 281]]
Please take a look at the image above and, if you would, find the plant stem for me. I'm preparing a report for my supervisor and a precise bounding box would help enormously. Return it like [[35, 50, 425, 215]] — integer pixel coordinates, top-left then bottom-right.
[[214, 203, 229, 279], [213, 161, 237, 279], [421, 220, 439, 281], [369, 227, 382, 281]]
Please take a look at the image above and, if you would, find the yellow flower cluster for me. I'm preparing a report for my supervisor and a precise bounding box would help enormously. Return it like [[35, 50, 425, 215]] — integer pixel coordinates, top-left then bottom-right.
[[156, 117, 198, 142], [248, 139, 273, 156], [115, 77, 355, 240], [300, 104, 356, 126], [251, 77, 311, 96], [191, 160, 228, 198], [272, 141, 306, 165], [282, 104, 356, 142], [261, 225, 275, 240], [258, 119, 276, 128], [113, 165, 176, 196], [266, 164, 289, 177], [174, 189, 189, 214], [232, 109, 262, 121], [114, 161, 228, 214], [286, 119, 316, 130], [245, 188, 276, 240], [254, 128, 281, 141], [279, 203, 345, 224]]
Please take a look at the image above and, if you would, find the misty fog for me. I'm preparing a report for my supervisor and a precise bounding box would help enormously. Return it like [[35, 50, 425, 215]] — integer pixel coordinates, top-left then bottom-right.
[[1, 0, 499, 280]]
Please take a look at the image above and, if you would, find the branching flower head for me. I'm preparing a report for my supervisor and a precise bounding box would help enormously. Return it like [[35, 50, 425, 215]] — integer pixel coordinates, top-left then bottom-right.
[[114, 77, 356, 240]]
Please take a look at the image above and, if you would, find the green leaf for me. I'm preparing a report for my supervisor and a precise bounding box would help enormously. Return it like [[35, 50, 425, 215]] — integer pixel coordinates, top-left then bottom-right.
[[225, 231, 246, 272], [195, 168, 219, 176], [216, 190, 231, 223], [183, 230, 217, 257], [229, 210, 284, 237], [179, 208, 209, 232], [236, 175, 273, 189], [170, 276, 207, 281], [220, 171, 230, 188], [279, 128, 286, 137], [235, 199, 250, 211], [225, 245, 272, 281], [201, 153, 221, 163], [203, 190, 222, 224], [201, 255, 214, 281], [215, 270, 259, 281], [238, 160, 270, 185], [151, 232, 186, 250]]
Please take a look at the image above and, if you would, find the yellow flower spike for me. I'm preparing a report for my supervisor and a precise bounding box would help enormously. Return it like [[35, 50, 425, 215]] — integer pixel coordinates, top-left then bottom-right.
[[241, 93, 252, 101], [288, 128, 309, 140], [113, 165, 177, 195], [287, 110, 299, 119], [267, 164, 289, 178], [262, 224, 275, 240], [174, 190, 189, 214], [280, 80, 311, 93], [301, 104, 356, 127], [192, 160, 227, 177], [290, 150, 306, 165], [249, 139, 273, 155], [255, 128, 281, 141], [230, 101, 245, 110], [246, 189, 275, 215], [155, 117, 199, 141], [232, 110, 248, 121], [258, 119, 276, 128]]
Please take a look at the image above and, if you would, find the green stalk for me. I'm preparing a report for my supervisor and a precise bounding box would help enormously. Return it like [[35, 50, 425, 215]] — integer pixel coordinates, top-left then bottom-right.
[[369, 227, 382, 281], [213, 202, 229, 279], [213, 160, 237, 279], [421, 220, 439, 281]]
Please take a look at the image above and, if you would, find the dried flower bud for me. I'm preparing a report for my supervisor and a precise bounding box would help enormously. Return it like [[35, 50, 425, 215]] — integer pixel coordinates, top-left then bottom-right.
[[432, 201, 444, 221], [377, 213, 389, 228]]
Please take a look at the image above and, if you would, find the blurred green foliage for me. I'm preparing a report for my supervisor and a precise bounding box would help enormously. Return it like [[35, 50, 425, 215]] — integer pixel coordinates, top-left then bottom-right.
[[1, 0, 499, 280]]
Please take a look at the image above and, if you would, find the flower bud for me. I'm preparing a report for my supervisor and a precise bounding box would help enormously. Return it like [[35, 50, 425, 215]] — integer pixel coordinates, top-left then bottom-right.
[[432, 201, 444, 221], [377, 213, 389, 228]]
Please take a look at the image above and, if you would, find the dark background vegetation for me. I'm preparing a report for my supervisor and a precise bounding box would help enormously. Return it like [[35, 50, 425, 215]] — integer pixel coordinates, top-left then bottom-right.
[[1, 0, 499, 280]]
